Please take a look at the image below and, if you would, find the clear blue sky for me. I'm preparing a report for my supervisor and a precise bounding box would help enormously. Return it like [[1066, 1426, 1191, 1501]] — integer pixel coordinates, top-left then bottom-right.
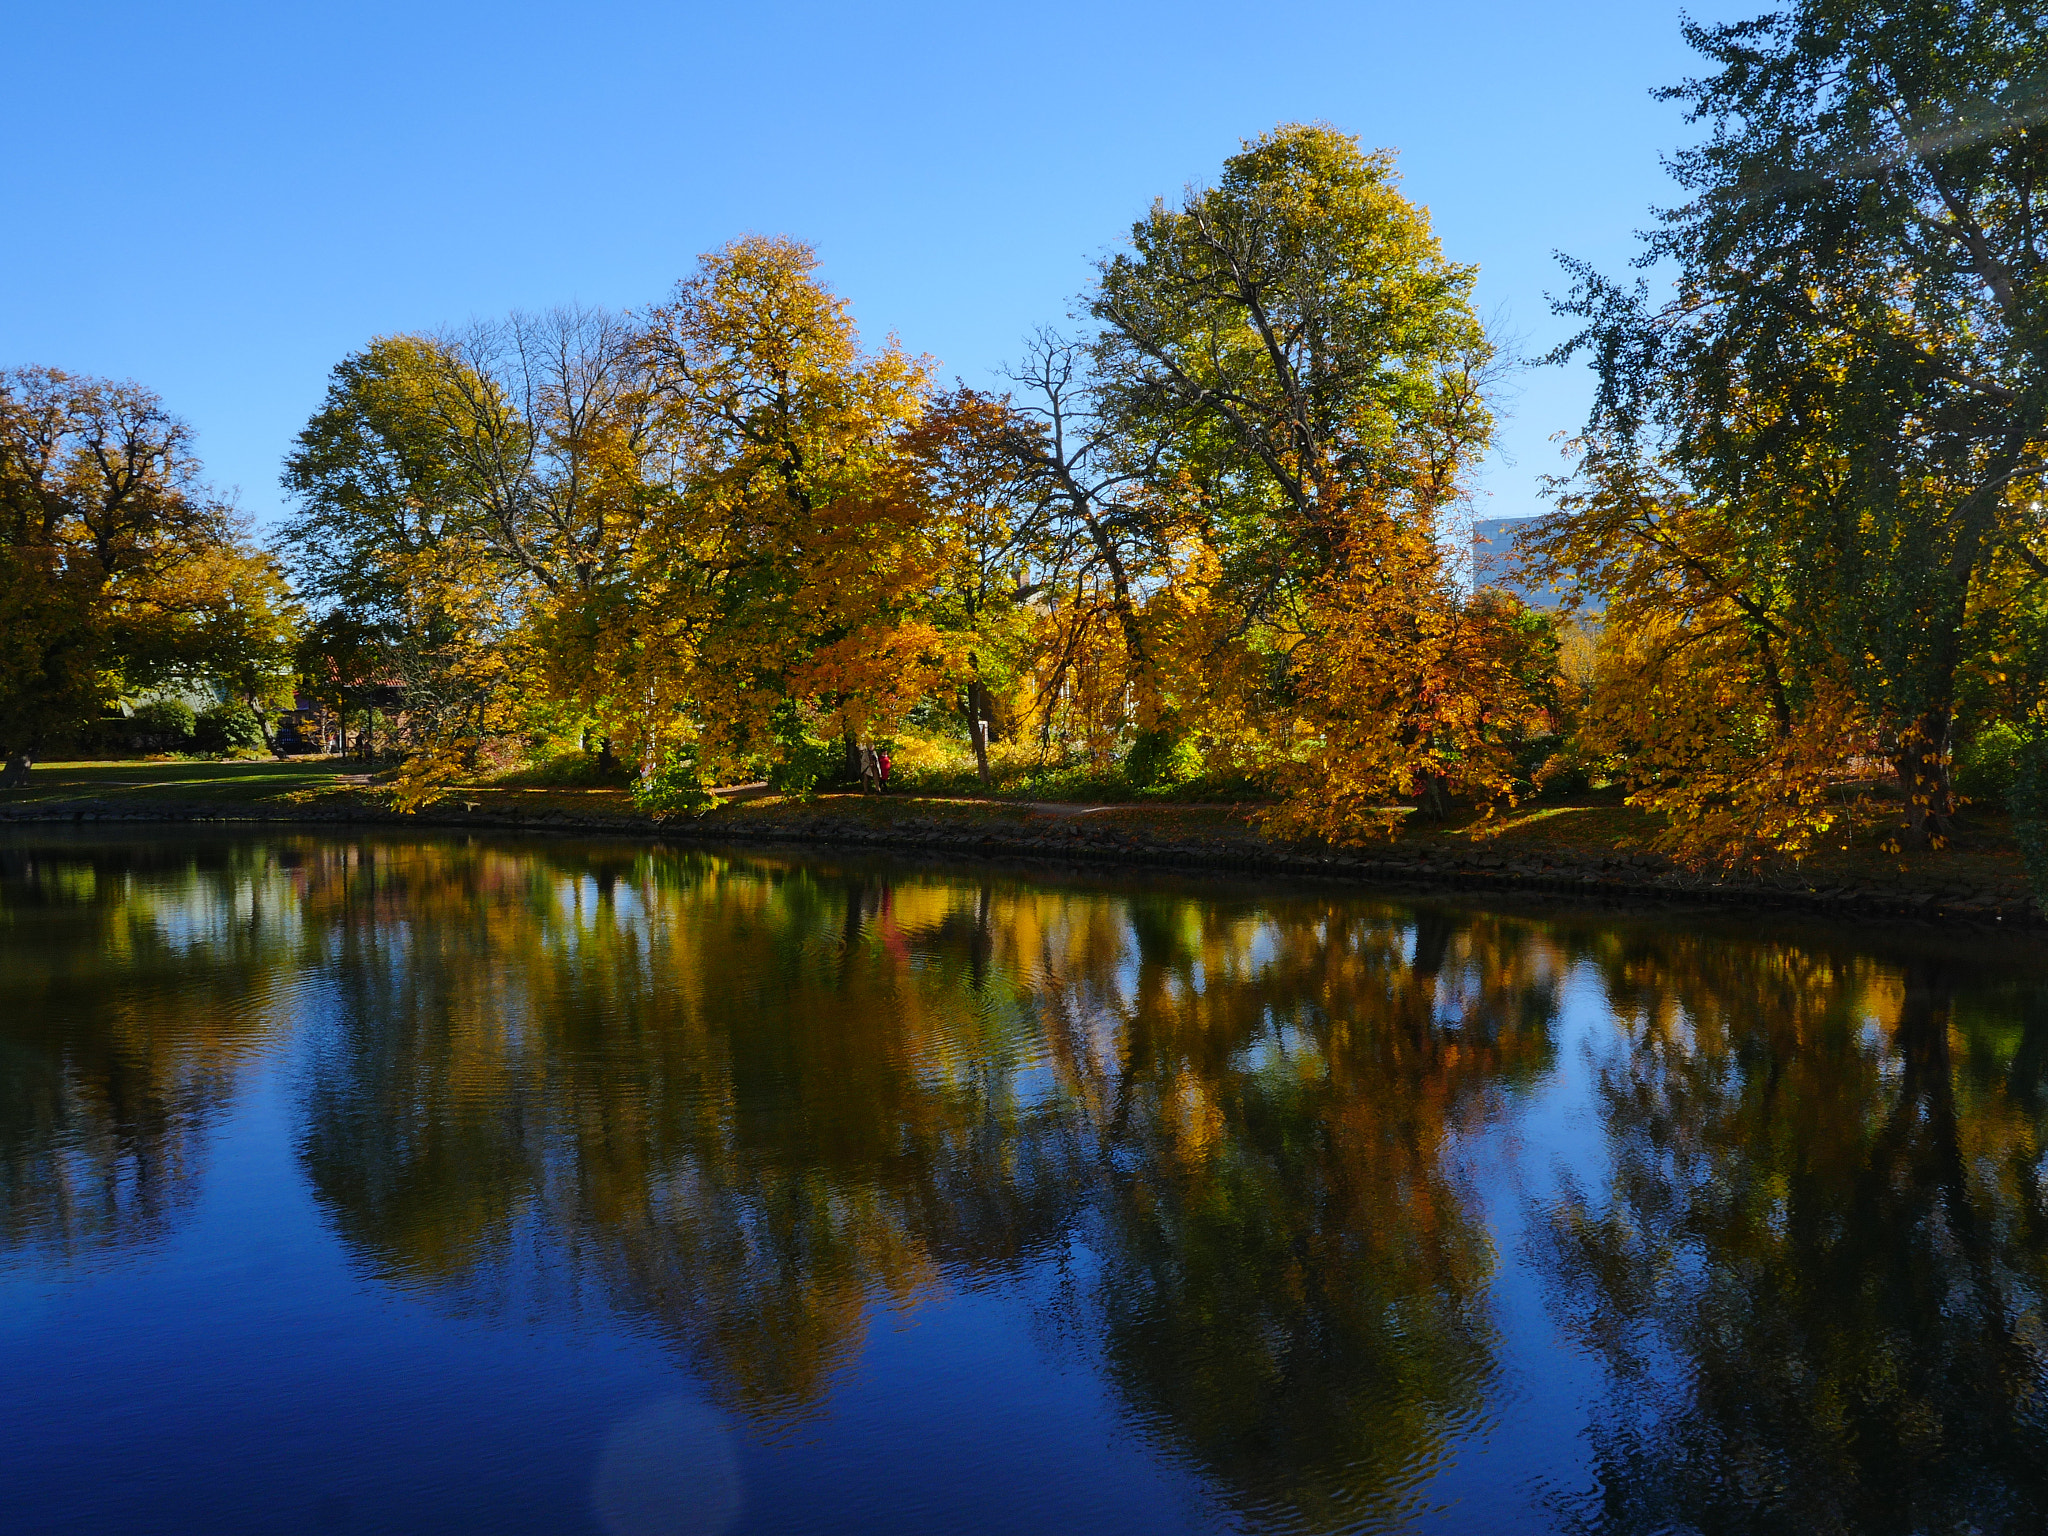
[[3, 0, 1745, 529]]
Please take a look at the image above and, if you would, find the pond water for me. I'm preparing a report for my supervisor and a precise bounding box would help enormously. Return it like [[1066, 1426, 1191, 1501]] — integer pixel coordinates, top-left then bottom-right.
[[2, 831, 2045, 1535]]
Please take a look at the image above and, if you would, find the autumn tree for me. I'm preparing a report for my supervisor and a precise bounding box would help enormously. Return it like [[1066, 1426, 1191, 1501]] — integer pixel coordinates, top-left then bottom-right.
[[905, 386, 1057, 782], [572, 236, 959, 804], [0, 367, 282, 785], [1544, 0, 2048, 857], [283, 316, 656, 797], [424, 307, 657, 601], [1024, 123, 1531, 823]]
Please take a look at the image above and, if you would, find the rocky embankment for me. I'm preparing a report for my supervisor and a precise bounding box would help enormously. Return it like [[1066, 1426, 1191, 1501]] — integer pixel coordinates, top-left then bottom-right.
[[4, 794, 2039, 928]]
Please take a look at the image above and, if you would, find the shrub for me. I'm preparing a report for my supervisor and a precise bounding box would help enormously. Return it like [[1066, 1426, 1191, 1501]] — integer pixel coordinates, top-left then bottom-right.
[[2012, 732, 2048, 916], [128, 699, 196, 751], [194, 702, 267, 755], [495, 748, 629, 788], [1122, 729, 1202, 789], [631, 745, 715, 816], [1956, 722, 2026, 806], [768, 735, 843, 797]]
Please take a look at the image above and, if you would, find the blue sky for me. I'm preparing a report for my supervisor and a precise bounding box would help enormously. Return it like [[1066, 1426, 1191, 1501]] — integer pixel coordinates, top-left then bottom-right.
[[4, 0, 1745, 529]]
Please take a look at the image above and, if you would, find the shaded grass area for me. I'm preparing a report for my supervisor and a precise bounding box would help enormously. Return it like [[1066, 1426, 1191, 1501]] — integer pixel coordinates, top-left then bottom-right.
[[0, 758, 367, 804], [888, 760, 1268, 805]]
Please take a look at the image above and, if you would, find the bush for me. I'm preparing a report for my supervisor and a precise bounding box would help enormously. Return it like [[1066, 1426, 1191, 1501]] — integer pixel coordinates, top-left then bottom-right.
[[2013, 733, 2048, 915], [128, 699, 196, 751], [1122, 729, 1203, 789], [494, 748, 630, 788], [631, 745, 715, 816], [767, 735, 843, 797], [1513, 733, 1594, 797], [193, 702, 267, 755], [1957, 722, 2026, 806]]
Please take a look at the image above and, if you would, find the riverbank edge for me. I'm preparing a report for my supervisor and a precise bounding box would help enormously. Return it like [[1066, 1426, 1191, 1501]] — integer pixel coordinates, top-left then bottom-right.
[[6, 793, 2043, 931]]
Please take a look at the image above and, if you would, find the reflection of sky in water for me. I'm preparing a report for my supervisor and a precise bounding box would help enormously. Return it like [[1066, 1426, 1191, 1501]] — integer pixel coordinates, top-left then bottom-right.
[[593, 1395, 741, 1536], [0, 831, 2043, 1534]]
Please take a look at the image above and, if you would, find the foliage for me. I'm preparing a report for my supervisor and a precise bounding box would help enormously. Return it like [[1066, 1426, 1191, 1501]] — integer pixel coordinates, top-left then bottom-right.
[[1954, 720, 2026, 806], [2014, 732, 2048, 914], [490, 747, 627, 789], [1529, 458, 1886, 867], [1122, 728, 1202, 789], [226, 91, 2042, 885], [0, 368, 279, 782], [552, 237, 966, 789], [128, 699, 197, 749], [630, 744, 716, 817], [764, 705, 845, 798], [260, 133, 1566, 836], [1260, 525, 1555, 842], [1091, 124, 1493, 634], [1546, 0, 2048, 852], [1018, 124, 1527, 836], [194, 702, 266, 756]]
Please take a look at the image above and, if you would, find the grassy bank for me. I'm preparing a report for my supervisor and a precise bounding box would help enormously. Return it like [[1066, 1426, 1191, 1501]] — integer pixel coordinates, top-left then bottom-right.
[[2, 757, 2038, 927]]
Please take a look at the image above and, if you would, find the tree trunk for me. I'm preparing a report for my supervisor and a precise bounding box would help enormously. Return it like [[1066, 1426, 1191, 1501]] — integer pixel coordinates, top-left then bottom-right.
[[968, 681, 993, 786], [1894, 709, 1957, 847], [597, 737, 617, 777], [247, 694, 280, 759], [1417, 770, 1450, 822]]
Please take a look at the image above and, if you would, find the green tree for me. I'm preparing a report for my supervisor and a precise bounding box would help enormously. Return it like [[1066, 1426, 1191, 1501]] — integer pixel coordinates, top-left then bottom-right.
[[998, 127, 1527, 820], [1547, 0, 2048, 849], [1082, 125, 1530, 824], [1091, 124, 1493, 616], [0, 367, 265, 784], [280, 336, 476, 626]]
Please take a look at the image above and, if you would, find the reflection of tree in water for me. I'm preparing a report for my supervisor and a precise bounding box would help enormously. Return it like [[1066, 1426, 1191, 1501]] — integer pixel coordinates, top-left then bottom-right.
[[14, 834, 2048, 1530], [1040, 902, 1560, 1530], [1531, 933, 2048, 1535], [289, 842, 1564, 1528], [0, 842, 289, 1259], [296, 848, 1088, 1423]]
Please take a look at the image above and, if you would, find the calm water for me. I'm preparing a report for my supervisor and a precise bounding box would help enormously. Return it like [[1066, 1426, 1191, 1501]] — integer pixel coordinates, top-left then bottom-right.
[[2, 833, 2046, 1536]]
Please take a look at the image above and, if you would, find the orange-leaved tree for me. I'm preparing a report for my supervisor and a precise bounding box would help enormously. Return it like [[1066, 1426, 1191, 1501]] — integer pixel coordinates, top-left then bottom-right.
[[1528, 449, 1880, 870]]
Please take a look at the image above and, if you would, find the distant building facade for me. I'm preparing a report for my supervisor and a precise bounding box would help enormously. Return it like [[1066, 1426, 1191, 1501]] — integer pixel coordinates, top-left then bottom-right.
[[1470, 513, 1571, 609]]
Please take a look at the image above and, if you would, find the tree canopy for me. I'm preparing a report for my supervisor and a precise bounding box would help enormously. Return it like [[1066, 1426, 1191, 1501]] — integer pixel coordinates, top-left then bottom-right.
[[0, 367, 289, 785], [1542, 0, 2048, 860]]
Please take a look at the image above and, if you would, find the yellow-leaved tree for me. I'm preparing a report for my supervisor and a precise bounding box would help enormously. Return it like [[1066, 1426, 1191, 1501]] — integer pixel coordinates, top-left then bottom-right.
[[562, 237, 965, 808], [1528, 451, 1880, 869]]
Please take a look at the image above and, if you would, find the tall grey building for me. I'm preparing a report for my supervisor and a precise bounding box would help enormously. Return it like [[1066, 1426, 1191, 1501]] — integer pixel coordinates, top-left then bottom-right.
[[1470, 514, 1570, 608]]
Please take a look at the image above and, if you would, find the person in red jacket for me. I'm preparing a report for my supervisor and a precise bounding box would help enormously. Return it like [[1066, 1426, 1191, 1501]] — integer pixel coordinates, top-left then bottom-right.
[[877, 749, 892, 790]]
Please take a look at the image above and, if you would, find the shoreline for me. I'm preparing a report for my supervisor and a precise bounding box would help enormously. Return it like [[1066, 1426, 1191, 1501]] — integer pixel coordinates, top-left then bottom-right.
[[6, 793, 2041, 931]]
